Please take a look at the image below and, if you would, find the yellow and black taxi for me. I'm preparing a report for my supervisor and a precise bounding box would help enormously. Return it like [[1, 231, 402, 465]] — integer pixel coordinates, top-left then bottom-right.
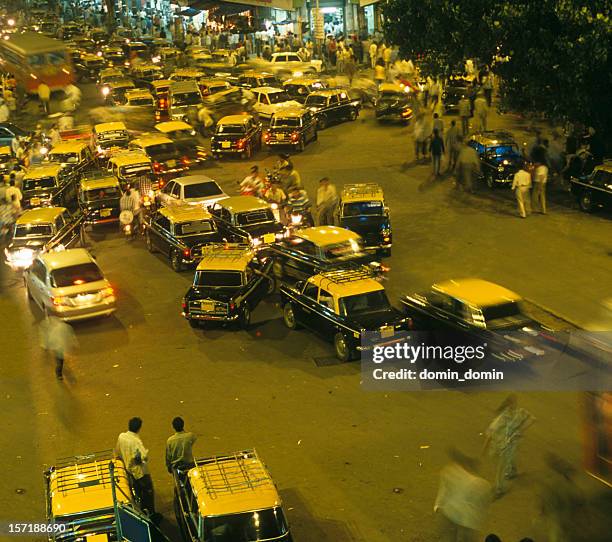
[[128, 135, 188, 181], [74, 52, 106, 81], [0, 145, 16, 173], [264, 108, 318, 151], [468, 131, 524, 188], [172, 449, 292, 540], [336, 183, 392, 256], [181, 245, 274, 328], [4, 207, 83, 270], [47, 141, 96, 176], [154, 120, 209, 165], [198, 78, 233, 96], [282, 76, 327, 103], [304, 88, 360, 129], [210, 196, 285, 246], [124, 88, 155, 107], [102, 44, 127, 67], [97, 66, 125, 88], [144, 206, 222, 272], [92, 121, 130, 159], [268, 225, 373, 283], [103, 76, 136, 105], [400, 278, 548, 363], [78, 173, 122, 227], [44, 450, 169, 541], [130, 62, 164, 83], [107, 150, 156, 190], [375, 82, 413, 124], [235, 70, 280, 89], [170, 67, 206, 82], [211, 114, 262, 159], [281, 267, 410, 361], [22, 164, 77, 210], [570, 162, 612, 213], [151, 78, 173, 122]]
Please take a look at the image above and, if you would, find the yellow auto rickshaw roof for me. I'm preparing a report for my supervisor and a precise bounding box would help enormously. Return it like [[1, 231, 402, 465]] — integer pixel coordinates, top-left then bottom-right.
[[309, 269, 384, 298], [187, 450, 281, 517], [154, 120, 193, 133], [0, 145, 12, 155], [16, 206, 65, 225], [296, 226, 361, 247], [340, 183, 384, 203], [24, 164, 63, 179], [217, 195, 269, 214], [94, 121, 127, 134], [49, 141, 89, 154], [130, 135, 173, 148], [160, 205, 212, 223], [109, 151, 152, 167], [432, 278, 522, 308], [48, 456, 131, 518], [80, 176, 120, 191]]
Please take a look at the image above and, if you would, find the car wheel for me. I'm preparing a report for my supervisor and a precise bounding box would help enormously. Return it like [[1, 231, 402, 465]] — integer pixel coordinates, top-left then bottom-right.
[[188, 319, 200, 329], [170, 249, 183, 272], [266, 277, 276, 295], [240, 304, 251, 329], [348, 108, 358, 121], [283, 303, 299, 330], [334, 332, 354, 362], [318, 116, 327, 130], [579, 191, 594, 212], [272, 260, 284, 279], [145, 231, 156, 253], [485, 171, 495, 189]]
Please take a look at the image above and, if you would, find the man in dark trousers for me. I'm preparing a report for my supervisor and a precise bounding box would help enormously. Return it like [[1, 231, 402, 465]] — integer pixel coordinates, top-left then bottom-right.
[[430, 128, 445, 177], [39, 316, 77, 380]]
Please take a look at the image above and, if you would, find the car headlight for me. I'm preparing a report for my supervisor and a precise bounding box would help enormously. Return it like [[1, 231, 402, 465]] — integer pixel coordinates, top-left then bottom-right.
[[6, 247, 35, 267], [101, 86, 110, 96], [498, 165, 504, 172]]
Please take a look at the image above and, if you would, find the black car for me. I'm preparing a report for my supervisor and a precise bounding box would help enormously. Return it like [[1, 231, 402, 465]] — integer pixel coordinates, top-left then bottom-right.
[[468, 131, 523, 188], [304, 89, 360, 129], [375, 83, 414, 124], [21, 164, 77, 210], [264, 109, 318, 151], [181, 244, 274, 328], [78, 174, 123, 227], [75, 54, 106, 82], [104, 78, 136, 105], [145, 206, 222, 272], [235, 71, 280, 89], [442, 83, 470, 114], [209, 196, 285, 246], [282, 77, 327, 104], [0, 122, 30, 148], [210, 114, 262, 159], [336, 183, 392, 256], [280, 267, 411, 361], [268, 225, 375, 283], [570, 164, 612, 213]]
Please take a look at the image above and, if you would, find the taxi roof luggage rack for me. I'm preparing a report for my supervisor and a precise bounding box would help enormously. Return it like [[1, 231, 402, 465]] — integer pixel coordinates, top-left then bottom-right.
[[319, 265, 374, 285], [193, 449, 269, 498], [200, 243, 252, 259], [341, 183, 383, 197], [52, 449, 116, 496]]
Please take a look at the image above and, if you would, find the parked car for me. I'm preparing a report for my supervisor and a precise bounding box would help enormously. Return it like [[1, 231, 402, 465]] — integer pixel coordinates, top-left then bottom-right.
[[22, 164, 78, 210], [251, 87, 301, 121], [264, 108, 318, 151], [468, 131, 523, 188], [47, 140, 96, 176], [78, 173, 123, 227], [570, 163, 612, 213]]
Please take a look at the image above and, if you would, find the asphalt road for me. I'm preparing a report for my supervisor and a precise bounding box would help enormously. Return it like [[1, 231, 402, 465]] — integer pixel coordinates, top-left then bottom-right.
[[0, 85, 611, 541]]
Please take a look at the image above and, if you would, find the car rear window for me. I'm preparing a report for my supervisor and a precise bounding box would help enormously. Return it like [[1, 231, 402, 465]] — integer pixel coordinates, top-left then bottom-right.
[[176, 220, 215, 236], [183, 182, 223, 199], [50, 262, 104, 287], [323, 239, 363, 261], [236, 209, 274, 226], [84, 186, 121, 200], [216, 124, 245, 135], [342, 201, 384, 216], [272, 117, 300, 128], [145, 143, 177, 157], [23, 177, 56, 191], [195, 270, 242, 287], [15, 224, 53, 237]]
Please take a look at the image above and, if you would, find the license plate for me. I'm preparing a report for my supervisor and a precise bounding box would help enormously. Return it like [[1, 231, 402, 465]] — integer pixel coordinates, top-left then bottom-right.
[[200, 301, 215, 312], [30, 197, 41, 206], [76, 294, 96, 305], [166, 159, 176, 168], [380, 325, 394, 338], [100, 208, 111, 217], [221, 141, 231, 148], [263, 233, 275, 244], [277, 134, 285, 140]]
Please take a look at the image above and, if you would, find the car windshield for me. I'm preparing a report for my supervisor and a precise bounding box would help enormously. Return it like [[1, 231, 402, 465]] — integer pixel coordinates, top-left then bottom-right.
[[49, 152, 79, 164], [23, 177, 56, 191], [120, 165, 151, 176], [195, 270, 243, 287], [339, 290, 391, 316], [272, 117, 301, 128], [488, 145, 519, 157], [102, 75, 125, 84], [146, 143, 177, 158], [14, 223, 53, 237], [128, 97, 153, 106], [343, 201, 384, 217], [203, 507, 289, 542], [184, 182, 223, 199], [305, 95, 327, 106], [236, 209, 274, 226], [172, 92, 201, 106], [268, 91, 291, 104], [176, 220, 215, 236], [322, 239, 363, 261], [84, 186, 120, 200], [50, 262, 103, 287], [216, 124, 245, 135]]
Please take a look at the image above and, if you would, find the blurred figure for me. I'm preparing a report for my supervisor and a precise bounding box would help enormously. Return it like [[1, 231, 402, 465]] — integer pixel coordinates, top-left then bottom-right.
[[430, 128, 445, 177], [58, 112, 74, 132], [458, 95, 471, 136], [413, 111, 429, 161], [374, 59, 386, 86], [316, 177, 337, 226], [0, 98, 9, 122], [532, 149, 549, 214], [483, 395, 535, 497], [282, 163, 302, 193], [455, 137, 480, 192], [37, 82, 51, 115], [473, 93, 488, 131], [445, 120, 461, 172], [64, 84, 82, 111], [369, 40, 378, 69], [434, 448, 491, 542], [240, 165, 264, 196], [39, 316, 77, 380]]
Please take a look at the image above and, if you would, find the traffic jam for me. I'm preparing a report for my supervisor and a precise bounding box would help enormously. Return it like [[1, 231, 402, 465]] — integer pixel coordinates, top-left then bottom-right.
[[0, 5, 610, 542]]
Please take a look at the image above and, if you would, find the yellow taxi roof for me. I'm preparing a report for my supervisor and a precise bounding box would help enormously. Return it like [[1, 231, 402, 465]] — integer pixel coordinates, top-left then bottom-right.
[[595, 164, 612, 174], [310, 271, 384, 298], [155, 120, 193, 133], [151, 79, 172, 88], [49, 141, 89, 154], [218, 114, 252, 125], [0, 145, 11, 155], [131, 135, 173, 148], [188, 450, 281, 517], [160, 205, 212, 223], [218, 195, 269, 214], [197, 245, 253, 272], [109, 151, 151, 166], [284, 76, 322, 85], [272, 108, 306, 118], [48, 456, 131, 518], [379, 82, 404, 93], [80, 176, 120, 191], [296, 226, 360, 247], [172, 68, 204, 77], [24, 164, 63, 179], [94, 121, 127, 133], [252, 86, 285, 94], [125, 89, 154, 98], [16, 206, 65, 225], [432, 278, 522, 307], [341, 183, 384, 203]]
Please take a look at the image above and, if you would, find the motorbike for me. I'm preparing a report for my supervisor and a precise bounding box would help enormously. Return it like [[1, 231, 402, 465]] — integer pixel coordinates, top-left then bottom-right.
[[140, 191, 155, 235], [284, 203, 314, 231], [119, 210, 135, 240]]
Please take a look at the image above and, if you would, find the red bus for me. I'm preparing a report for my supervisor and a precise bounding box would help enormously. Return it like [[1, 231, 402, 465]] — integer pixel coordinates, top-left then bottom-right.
[[0, 32, 74, 94]]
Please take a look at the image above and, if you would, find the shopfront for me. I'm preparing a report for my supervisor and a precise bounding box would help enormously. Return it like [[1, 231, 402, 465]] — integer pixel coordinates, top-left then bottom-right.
[[359, 0, 381, 36]]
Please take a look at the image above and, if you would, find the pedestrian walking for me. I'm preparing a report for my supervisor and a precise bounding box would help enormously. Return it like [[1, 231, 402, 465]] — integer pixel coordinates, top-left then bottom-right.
[[458, 96, 471, 136], [511, 163, 533, 218], [345, 52, 357, 85], [374, 59, 386, 87], [37, 82, 51, 115], [166, 416, 197, 473], [430, 77, 441, 107], [456, 139, 480, 192], [115, 417, 162, 522], [434, 448, 491, 542], [483, 395, 535, 497], [433, 112, 444, 136], [445, 120, 461, 172], [413, 111, 428, 161], [473, 93, 488, 131], [5, 178, 22, 207], [482, 73, 493, 107], [531, 153, 548, 214], [39, 316, 77, 380], [316, 177, 337, 226], [430, 129, 445, 177]]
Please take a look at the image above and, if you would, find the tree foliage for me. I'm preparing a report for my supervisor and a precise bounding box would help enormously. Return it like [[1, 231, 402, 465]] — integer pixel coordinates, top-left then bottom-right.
[[382, 0, 612, 133]]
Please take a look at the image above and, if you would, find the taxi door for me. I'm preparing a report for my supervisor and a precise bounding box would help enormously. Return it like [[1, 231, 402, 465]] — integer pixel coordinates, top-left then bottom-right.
[[49, 211, 83, 250], [313, 286, 341, 336]]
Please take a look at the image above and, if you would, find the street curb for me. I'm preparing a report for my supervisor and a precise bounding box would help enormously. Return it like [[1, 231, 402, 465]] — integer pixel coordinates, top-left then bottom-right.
[[524, 297, 585, 330]]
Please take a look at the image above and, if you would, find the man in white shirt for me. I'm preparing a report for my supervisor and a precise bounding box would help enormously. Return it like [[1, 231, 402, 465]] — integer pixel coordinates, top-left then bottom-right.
[[511, 163, 533, 218], [316, 177, 337, 226], [531, 162, 548, 214], [5, 178, 22, 206], [115, 417, 160, 520]]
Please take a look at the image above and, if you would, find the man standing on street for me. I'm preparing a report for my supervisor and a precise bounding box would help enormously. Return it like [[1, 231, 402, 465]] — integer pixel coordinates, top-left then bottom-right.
[[458, 95, 471, 136], [166, 416, 197, 473], [430, 128, 445, 177], [445, 120, 461, 172], [532, 151, 549, 214], [115, 418, 162, 522], [433, 112, 444, 137], [39, 316, 77, 381], [473, 92, 488, 131], [511, 162, 533, 218], [316, 177, 337, 226]]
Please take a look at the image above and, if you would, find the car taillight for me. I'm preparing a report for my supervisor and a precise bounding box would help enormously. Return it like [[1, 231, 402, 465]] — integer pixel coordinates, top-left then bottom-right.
[[291, 131, 300, 142], [52, 296, 66, 306], [182, 249, 190, 257], [181, 299, 187, 310], [181, 157, 190, 165], [236, 138, 245, 149], [229, 302, 235, 311], [153, 161, 162, 172], [264, 131, 270, 141], [102, 287, 114, 298]]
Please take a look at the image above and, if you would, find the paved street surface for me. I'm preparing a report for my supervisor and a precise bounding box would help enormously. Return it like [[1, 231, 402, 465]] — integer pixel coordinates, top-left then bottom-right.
[[1, 84, 611, 541]]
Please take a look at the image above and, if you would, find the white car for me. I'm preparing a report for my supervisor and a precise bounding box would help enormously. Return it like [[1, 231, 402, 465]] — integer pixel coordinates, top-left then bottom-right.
[[251, 87, 302, 120], [267, 52, 322, 75], [25, 248, 116, 322], [157, 175, 228, 209]]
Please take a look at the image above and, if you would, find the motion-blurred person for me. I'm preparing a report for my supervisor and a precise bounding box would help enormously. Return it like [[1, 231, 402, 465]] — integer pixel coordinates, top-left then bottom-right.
[[430, 128, 445, 177], [166, 416, 197, 473], [0, 98, 9, 122], [374, 59, 386, 87], [58, 112, 74, 132], [445, 120, 461, 172], [39, 316, 77, 380], [433, 112, 444, 136], [5, 178, 22, 208], [483, 395, 535, 497], [430, 77, 441, 107], [532, 150, 549, 214], [458, 95, 471, 136], [316, 177, 337, 226], [511, 162, 533, 218], [456, 138, 480, 192], [64, 84, 82, 111], [240, 165, 264, 196], [282, 163, 302, 193], [369, 40, 378, 69], [37, 82, 51, 115], [473, 93, 488, 131], [434, 448, 491, 542]]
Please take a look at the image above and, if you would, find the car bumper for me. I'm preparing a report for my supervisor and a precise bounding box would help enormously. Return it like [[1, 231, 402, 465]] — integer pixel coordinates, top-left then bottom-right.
[[357, 335, 406, 351], [182, 311, 239, 322], [265, 139, 300, 147], [212, 147, 244, 155], [85, 217, 120, 226], [50, 301, 117, 322]]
